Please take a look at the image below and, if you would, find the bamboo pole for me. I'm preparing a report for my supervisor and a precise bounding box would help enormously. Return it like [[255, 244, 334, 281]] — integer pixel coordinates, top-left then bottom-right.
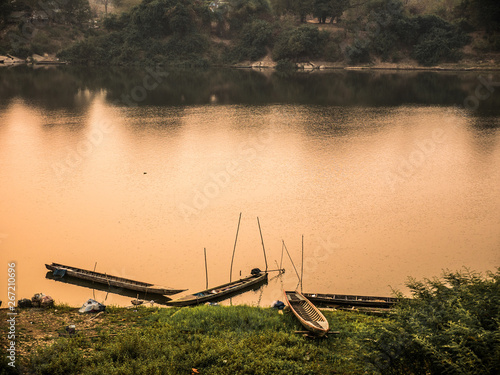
[[279, 240, 284, 274], [301, 235, 304, 293], [257, 217, 268, 272], [204, 247, 209, 289], [282, 240, 301, 290], [229, 212, 242, 283], [93, 262, 97, 300]]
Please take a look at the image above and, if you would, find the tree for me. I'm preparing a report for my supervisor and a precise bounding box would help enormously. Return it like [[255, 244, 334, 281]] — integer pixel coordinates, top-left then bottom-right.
[[98, 0, 125, 16], [313, 0, 349, 24], [0, 0, 14, 27], [227, 0, 272, 31], [100, 0, 111, 15], [457, 0, 500, 33], [292, 0, 314, 23], [61, 0, 92, 25], [270, 0, 313, 22], [272, 24, 328, 61], [168, 2, 195, 36]]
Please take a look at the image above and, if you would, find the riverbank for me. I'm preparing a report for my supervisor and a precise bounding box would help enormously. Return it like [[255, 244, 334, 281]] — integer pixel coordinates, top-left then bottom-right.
[[2, 269, 498, 374], [1, 304, 389, 374], [233, 52, 500, 71], [2, 59, 499, 72]]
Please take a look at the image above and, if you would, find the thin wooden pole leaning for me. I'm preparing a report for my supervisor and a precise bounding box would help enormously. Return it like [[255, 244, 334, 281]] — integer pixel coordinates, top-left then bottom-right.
[[301, 235, 304, 293], [93, 262, 97, 300], [204, 247, 209, 289], [229, 212, 242, 283], [257, 217, 268, 272], [283, 240, 301, 290]]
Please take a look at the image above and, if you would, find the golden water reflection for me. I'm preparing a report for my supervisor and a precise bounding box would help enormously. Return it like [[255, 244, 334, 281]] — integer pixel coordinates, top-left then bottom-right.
[[0, 88, 499, 307]]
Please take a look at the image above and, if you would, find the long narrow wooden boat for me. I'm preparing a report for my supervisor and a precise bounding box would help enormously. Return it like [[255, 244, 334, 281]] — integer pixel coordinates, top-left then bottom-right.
[[45, 271, 172, 305], [303, 292, 398, 308], [45, 262, 186, 296], [284, 290, 329, 337], [167, 271, 268, 307]]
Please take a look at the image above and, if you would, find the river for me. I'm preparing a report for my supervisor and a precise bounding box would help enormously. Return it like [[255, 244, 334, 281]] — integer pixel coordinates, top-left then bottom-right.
[[0, 66, 499, 307]]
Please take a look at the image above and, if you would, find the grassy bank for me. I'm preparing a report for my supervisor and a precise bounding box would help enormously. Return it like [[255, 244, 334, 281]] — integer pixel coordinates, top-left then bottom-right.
[[1, 268, 499, 374], [2, 304, 388, 374]]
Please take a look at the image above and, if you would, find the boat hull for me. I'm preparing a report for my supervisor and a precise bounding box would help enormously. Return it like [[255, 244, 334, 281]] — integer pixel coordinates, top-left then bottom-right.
[[284, 290, 329, 337], [303, 293, 398, 308], [45, 263, 185, 296], [45, 272, 172, 304], [167, 272, 268, 307]]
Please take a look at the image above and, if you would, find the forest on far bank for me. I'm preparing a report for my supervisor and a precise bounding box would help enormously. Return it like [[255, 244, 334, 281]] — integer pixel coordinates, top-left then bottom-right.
[[0, 0, 499, 68]]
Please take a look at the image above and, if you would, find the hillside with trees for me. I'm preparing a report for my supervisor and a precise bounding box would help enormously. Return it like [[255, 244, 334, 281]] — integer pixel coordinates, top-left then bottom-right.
[[0, 0, 498, 68]]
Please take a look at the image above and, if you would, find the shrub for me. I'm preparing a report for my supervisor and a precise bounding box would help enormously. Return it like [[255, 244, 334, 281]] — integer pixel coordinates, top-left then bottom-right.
[[165, 33, 208, 57], [372, 30, 398, 61], [231, 19, 273, 61], [393, 16, 421, 45], [103, 13, 131, 31], [323, 32, 343, 61], [272, 25, 328, 61], [275, 58, 296, 71], [412, 25, 470, 66], [169, 3, 196, 36], [132, 0, 171, 36], [344, 39, 371, 64], [227, 0, 273, 32], [367, 268, 500, 374]]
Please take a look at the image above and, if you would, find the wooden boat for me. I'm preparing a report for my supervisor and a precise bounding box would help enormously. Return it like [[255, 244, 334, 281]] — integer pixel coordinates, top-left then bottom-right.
[[284, 290, 329, 337], [45, 262, 185, 296], [167, 271, 268, 307], [303, 292, 398, 308], [45, 271, 172, 304]]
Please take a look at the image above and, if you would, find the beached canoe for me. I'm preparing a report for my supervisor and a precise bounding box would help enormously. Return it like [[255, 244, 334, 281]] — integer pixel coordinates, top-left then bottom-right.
[[284, 290, 329, 337], [45, 271, 172, 304], [303, 292, 398, 308], [167, 271, 268, 307], [45, 262, 185, 296]]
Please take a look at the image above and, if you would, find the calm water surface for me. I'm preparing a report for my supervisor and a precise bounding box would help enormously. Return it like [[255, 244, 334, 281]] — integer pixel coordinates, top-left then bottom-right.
[[0, 67, 499, 307]]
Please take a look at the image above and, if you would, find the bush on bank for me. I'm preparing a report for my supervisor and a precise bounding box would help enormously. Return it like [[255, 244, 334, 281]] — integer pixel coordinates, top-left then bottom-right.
[[366, 268, 500, 374]]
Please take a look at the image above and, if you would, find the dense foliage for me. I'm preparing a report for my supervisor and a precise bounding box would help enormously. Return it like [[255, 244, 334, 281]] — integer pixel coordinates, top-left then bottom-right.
[[0, 0, 498, 67], [367, 268, 500, 374], [229, 20, 274, 62], [272, 25, 329, 61]]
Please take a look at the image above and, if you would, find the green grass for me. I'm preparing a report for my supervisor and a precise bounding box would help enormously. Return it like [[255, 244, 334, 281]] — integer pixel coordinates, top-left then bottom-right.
[[13, 268, 500, 374], [26, 305, 387, 375]]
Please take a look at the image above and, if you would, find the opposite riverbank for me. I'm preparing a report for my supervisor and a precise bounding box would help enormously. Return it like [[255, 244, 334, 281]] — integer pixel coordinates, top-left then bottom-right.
[[2, 0, 499, 72]]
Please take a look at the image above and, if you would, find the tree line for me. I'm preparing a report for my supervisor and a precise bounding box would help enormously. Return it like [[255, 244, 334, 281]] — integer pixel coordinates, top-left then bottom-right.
[[1, 0, 498, 67]]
